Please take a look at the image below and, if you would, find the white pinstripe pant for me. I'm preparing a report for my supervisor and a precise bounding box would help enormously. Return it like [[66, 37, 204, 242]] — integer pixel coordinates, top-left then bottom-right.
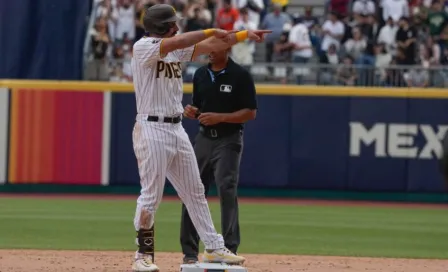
[[132, 118, 225, 250]]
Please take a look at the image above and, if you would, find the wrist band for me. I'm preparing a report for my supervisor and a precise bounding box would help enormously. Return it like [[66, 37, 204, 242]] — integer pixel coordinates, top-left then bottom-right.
[[235, 30, 249, 42], [203, 28, 216, 38]]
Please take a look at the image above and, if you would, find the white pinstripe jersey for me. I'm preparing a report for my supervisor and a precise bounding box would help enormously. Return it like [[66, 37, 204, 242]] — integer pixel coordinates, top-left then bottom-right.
[[131, 37, 196, 116]]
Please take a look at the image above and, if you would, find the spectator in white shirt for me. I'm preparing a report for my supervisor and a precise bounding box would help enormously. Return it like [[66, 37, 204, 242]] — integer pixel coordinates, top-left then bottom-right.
[[95, 0, 119, 42], [187, 0, 213, 28], [116, 0, 136, 42], [294, 8, 320, 52], [289, 18, 313, 83], [352, 0, 376, 37], [421, 36, 443, 86], [96, 0, 109, 18], [352, 0, 376, 19], [381, 0, 409, 24], [321, 11, 345, 52], [344, 27, 367, 61], [377, 16, 398, 54], [231, 8, 258, 69], [421, 36, 441, 66], [318, 43, 339, 85], [289, 18, 313, 61], [373, 42, 392, 85], [233, 0, 264, 27]]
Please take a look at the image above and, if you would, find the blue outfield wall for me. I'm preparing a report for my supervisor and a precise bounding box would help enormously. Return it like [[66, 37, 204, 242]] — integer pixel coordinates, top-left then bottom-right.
[[109, 93, 448, 193], [0, 0, 91, 79]]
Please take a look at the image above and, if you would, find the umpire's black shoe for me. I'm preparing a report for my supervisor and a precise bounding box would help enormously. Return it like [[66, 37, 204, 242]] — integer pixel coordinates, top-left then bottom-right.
[[183, 256, 198, 264]]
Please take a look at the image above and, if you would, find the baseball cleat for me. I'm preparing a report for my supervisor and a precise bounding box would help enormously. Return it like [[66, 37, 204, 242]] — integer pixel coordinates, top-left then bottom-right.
[[202, 247, 245, 265], [183, 256, 199, 264], [132, 256, 159, 272]]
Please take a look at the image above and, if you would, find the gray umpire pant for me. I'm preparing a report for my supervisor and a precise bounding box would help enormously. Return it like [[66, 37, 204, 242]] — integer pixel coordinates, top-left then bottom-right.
[[180, 129, 243, 257]]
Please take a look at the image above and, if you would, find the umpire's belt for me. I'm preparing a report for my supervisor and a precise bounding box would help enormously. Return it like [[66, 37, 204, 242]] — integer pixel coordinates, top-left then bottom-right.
[[199, 126, 239, 138], [147, 115, 181, 124]]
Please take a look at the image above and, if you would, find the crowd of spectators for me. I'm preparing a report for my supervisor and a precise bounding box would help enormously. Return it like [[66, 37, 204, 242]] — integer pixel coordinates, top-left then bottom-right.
[[84, 0, 448, 87], [314, 0, 448, 87]]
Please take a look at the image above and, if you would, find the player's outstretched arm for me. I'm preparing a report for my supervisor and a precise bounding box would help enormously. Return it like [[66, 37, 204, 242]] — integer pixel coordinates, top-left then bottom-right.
[[160, 28, 231, 57], [191, 30, 272, 60]]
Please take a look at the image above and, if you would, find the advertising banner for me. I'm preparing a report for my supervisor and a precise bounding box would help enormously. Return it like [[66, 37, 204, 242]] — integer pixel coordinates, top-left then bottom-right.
[[108, 91, 448, 193], [8, 89, 104, 185]]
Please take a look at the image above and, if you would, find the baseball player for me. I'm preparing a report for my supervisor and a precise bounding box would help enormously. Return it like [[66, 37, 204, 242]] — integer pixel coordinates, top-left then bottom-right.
[[130, 4, 271, 272]]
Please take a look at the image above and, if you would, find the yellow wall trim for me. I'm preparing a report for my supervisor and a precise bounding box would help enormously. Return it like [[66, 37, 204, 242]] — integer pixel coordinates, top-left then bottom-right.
[[1, 79, 448, 98]]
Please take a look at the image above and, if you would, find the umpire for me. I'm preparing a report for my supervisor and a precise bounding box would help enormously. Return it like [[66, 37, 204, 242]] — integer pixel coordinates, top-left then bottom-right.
[[180, 47, 258, 263]]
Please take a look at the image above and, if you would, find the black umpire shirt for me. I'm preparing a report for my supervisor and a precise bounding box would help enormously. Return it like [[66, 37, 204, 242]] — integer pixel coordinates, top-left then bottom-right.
[[192, 58, 257, 133]]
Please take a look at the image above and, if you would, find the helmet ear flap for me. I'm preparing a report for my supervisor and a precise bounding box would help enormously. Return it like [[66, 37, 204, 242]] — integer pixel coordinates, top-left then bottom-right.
[[160, 22, 177, 35], [156, 23, 169, 35], [150, 22, 172, 35]]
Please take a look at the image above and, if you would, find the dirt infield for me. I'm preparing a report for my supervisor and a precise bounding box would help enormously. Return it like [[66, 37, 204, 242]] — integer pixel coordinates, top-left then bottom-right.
[[2, 250, 448, 272]]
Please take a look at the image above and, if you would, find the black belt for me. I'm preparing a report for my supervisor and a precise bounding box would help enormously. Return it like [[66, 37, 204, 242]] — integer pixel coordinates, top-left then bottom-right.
[[147, 115, 181, 124], [199, 126, 240, 138]]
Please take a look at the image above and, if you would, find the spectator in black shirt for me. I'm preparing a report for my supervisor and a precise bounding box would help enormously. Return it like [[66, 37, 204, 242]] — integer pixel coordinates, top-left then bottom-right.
[[185, 5, 210, 32], [362, 14, 380, 43], [336, 55, 357, 85], [441, 47, 448, 65], [395, 47, 408, 65], [318, 43, 339, 85], [273, 27, 294, 63], [91, 18, 110, 59], [439, 24, 448, 50], [439, 47, 448, 86], [301, 7, 321, 51], [340, 15, 353, 45], [302, 6, 319, 30], [135, 2, 157, 43], [85, 18, 110, 81], [385, 50, 407, 87], [396, 16, 417, 65], [206, 0, 217, 23], [134, 3, 146, 43]]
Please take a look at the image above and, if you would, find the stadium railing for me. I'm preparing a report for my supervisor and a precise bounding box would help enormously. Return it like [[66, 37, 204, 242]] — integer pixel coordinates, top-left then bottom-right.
[[98, 57, 448, 88]]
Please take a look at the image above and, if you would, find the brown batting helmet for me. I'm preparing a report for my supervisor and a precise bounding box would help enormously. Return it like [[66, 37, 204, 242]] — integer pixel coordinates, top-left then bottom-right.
[[143, 4, 182, 35]]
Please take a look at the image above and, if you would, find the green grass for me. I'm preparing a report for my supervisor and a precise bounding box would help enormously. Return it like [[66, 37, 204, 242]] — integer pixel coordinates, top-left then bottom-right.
[[1, 197, 448, 259]]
